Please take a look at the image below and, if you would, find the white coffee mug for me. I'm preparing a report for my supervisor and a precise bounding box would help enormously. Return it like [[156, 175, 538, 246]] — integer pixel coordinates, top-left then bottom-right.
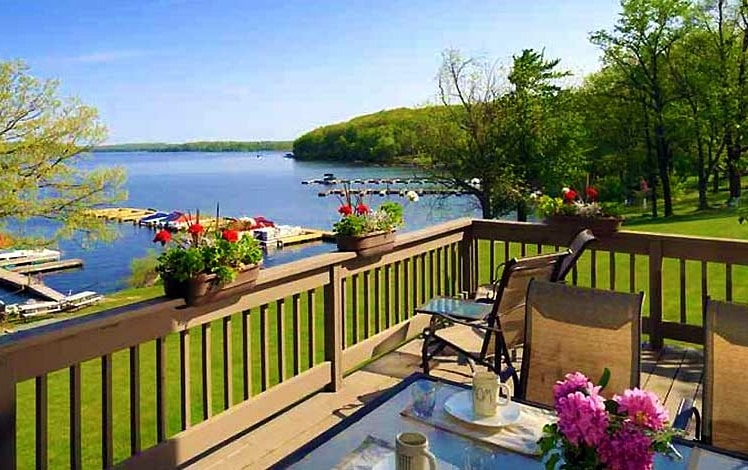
[[472, 371, 511, 417], [395, 432, 437, 470]]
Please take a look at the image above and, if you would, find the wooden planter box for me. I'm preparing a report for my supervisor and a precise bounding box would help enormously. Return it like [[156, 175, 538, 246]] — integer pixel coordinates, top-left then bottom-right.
[[182, 264, 261, 307], [544, 215, 623, 237], [336, 231, 396, 258]]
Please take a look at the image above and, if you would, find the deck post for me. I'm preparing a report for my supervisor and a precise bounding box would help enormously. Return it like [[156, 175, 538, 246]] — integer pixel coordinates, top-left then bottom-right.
[[324, 264, 343, 391], [0, 362, 15, 470], [459, 224, 475, 297], [648, 240, 664, 350]]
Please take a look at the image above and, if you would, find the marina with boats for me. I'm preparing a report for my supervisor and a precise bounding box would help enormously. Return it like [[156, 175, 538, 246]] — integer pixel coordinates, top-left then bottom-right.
[[85, 207, 335, 248], [0, 248, 102, 320]]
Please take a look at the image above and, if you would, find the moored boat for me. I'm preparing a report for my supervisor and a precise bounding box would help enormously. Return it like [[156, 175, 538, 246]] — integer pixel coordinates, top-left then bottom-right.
[[0, 249, 61, 263], [62, 291, 103, 311]]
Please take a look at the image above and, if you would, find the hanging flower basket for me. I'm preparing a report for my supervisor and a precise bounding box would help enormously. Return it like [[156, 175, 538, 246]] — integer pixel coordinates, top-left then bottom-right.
[[544, 215, 623, 237], [184, 263, 261, 307], [336, 230, 396, 258]]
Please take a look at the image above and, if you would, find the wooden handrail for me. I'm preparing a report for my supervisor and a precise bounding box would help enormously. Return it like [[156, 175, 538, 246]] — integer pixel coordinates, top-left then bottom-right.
[[1, 216, 743, 469]]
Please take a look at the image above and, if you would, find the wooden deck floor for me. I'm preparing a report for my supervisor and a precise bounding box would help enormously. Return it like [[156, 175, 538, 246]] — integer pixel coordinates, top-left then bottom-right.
[[189, 340, 703, 470]]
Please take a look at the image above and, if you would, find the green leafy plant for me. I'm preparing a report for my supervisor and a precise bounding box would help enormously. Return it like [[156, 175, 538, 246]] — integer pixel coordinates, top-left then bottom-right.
[[332, 184, 413, 236], [153, 220, 263, 285]]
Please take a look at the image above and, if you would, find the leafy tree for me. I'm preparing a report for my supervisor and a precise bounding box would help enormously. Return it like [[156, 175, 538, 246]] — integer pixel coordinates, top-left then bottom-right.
[[421, 49, 586, 220], [701, 0, 748, 203], [0, 61, 126, 244], [591, 0, 694, 217]]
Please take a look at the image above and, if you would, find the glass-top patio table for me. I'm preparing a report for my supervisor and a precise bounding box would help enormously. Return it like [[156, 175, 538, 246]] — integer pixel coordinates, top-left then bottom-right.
[[272, 374, 748, 469], [415, 297, 494, 320]]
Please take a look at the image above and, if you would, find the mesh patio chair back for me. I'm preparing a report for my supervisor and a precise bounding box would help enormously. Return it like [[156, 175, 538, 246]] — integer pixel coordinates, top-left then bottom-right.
[[703, 299, 748, 454], [520, 280, 643, 407], [480, 251, 569, 359], [554, 229, 597, 282]]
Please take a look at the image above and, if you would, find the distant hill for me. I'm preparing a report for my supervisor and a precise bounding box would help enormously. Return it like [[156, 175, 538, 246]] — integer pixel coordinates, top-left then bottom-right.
[[293, 107, 442, 164], [95, 140, 293, 153]]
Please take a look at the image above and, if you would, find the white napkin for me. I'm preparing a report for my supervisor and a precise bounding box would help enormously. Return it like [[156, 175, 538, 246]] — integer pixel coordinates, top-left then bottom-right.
[[401, 397, 556, 456]]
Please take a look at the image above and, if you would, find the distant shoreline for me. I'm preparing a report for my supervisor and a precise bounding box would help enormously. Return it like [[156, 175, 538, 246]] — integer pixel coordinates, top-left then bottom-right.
[[94, 140, 293, 153]]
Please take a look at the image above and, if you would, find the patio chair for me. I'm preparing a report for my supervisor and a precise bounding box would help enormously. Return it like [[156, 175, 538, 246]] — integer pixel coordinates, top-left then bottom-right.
[[473, 229, 597, 302], [701, 299, 748, 455], [420, 250, 568, 392], [519, 280, 643, 407]]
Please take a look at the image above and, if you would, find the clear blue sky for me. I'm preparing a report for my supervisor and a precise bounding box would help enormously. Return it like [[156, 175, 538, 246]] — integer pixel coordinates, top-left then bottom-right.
[[3, 0, 621, 143]]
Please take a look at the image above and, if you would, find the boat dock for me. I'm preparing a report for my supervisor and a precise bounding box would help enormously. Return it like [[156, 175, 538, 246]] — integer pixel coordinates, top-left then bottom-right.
[[85, 207, 157, 222], [0, 268, 66, 302], [317, 188, 466, 197], [10, 259, 83, 274], [302, 177, 435, 185], [86, 207, 335, 248]]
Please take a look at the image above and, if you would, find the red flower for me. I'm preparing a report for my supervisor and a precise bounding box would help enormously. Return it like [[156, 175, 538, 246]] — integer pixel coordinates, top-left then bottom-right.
[[355, 203, 369, 215], [585, 187, 599, 201], [188, 223, 204, 235], [338, 204, 353, 216], [153, 229, 172, 246], [222, 229, 239, 242], [563, 189, 578, 203]]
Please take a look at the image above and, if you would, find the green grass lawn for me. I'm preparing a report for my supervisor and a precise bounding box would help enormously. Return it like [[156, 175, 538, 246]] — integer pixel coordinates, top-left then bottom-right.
[[12, 186, 748, 468]]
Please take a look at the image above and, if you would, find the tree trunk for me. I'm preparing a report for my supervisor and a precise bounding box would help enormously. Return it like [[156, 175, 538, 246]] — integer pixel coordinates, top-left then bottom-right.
[[516, 201, 528, 222], [655, 119, 673, 216], [727, 142, 742, 201], [712, 169, 720, 193], [697, 139, 708, 210]]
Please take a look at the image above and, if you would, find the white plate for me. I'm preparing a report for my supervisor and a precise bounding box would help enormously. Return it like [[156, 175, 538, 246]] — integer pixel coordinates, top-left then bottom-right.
[[443, 390, 521, 428]]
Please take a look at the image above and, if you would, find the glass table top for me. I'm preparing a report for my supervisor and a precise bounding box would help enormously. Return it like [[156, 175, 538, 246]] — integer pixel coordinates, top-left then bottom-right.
[[416, 297, 493, 320], [275, 376, 745, 469]]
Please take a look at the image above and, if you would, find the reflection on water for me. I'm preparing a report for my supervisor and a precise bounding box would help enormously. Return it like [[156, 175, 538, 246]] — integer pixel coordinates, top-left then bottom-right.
[[1, 151, 480, 303]]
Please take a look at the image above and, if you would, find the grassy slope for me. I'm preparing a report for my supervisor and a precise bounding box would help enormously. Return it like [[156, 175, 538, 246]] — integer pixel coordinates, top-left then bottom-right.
[[15, 189, 747, 468]]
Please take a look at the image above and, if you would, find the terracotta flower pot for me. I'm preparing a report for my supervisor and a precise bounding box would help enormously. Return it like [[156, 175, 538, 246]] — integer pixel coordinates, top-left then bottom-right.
[[183, 264, 261, 307], [336, 231, 395, 258], [544, 215, 623, 238]]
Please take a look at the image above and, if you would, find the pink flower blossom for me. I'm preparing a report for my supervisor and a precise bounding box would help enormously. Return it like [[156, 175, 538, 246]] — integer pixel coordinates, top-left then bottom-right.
[[553, 372, 595, 401], [555, 390, 608, 447], [598, 422, 654, 470], [614, 388, 669, 431]]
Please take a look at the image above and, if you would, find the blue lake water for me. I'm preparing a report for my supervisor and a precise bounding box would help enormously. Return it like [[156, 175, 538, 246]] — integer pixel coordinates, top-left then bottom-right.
[[1, 151, 480, 303]]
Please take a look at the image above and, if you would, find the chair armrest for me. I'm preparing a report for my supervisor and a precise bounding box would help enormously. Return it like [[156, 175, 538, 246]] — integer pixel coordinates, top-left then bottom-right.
[[673, 397, 701, 440]]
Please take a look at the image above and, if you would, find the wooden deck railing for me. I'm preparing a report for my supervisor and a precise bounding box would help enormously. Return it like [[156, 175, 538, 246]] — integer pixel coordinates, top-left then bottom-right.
[[0, 218, 745, 468], [471, 220, 748, 349], [0, 218, 471, 470]]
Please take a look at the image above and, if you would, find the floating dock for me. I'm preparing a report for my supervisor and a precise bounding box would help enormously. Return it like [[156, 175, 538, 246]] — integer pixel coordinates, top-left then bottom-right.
[[10, 259, 84, 274], [317, 188, 466, 197], [86, 207, 157, 222], [0, 268, 66, 302], [302, 177, 435, 185], [87, 207, 334, 249], [0, 252, 61, 268]]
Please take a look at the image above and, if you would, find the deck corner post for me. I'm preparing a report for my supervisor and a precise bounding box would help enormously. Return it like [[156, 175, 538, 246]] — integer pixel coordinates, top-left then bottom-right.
[[324, 264, 343, 391], [0, 361, 16, 470], [648, 239, 664, 350], [459, 223, 475, 297]]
